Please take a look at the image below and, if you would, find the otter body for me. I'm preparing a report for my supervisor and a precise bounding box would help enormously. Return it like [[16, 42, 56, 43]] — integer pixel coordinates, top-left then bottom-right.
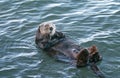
[[35, 22, 105, 78], [35, 22, 102, 67]]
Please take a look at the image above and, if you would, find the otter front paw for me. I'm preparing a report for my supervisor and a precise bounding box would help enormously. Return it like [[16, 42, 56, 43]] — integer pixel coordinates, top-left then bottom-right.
[[56, 32, 65, 38]]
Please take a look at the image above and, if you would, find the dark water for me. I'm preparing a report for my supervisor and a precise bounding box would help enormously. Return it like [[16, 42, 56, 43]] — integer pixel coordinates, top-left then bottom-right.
[[0, 0, 120, 78]]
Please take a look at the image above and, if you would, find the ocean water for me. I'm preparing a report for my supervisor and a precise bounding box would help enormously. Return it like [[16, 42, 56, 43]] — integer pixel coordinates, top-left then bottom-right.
[[0, 0, 120, 78]]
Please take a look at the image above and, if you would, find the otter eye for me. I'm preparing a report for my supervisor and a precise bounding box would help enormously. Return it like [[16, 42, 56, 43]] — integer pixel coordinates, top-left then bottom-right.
[[50, 27, 53, 31]]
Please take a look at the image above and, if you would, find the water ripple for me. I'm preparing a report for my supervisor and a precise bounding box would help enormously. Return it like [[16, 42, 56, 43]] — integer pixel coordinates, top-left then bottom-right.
[[0, 65, 17, 72], [45, 3, 64, 9], [1, 52, 37, 60], [78, 28, 119, 44]]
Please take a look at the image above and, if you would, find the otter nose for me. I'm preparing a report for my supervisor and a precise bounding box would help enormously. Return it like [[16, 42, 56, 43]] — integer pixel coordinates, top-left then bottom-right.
[[50, 27, 53, 31]]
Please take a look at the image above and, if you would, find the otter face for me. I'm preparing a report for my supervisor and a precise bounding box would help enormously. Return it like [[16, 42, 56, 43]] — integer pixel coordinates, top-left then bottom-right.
[[39, 22, 56, 36]]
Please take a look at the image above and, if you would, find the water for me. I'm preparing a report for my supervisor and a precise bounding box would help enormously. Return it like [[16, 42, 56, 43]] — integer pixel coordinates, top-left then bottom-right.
[[0, 0, 120, 78]]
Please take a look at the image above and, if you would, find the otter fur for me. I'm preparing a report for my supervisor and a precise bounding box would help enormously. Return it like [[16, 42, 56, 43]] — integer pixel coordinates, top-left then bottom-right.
[[35, 22, 102, 67]]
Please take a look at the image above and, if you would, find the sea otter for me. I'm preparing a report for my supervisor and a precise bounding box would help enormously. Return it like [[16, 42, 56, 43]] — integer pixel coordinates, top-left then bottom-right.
[[35, 22, 102, 67], [35, 22, 105, 78]]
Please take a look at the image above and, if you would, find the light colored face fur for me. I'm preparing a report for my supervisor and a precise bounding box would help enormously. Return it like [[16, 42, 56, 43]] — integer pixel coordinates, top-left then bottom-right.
[[39, 22, 56, 36]]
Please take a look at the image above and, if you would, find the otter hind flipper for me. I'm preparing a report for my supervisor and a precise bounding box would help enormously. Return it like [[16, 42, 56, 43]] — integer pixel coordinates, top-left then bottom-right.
[[89, 63, 105, 78]]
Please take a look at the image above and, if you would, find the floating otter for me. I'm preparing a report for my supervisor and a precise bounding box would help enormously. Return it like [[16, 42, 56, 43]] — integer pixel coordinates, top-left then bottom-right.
[[35, 22, 104, 78]]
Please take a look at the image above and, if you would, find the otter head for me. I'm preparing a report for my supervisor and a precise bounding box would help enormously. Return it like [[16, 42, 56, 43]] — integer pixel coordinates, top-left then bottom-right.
[[39, 22, 56, 36]]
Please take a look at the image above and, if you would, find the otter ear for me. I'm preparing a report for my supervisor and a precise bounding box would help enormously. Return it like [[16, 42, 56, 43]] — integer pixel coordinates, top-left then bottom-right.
[[36, 26, 41, 40], [38, 26, 41, 33]]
